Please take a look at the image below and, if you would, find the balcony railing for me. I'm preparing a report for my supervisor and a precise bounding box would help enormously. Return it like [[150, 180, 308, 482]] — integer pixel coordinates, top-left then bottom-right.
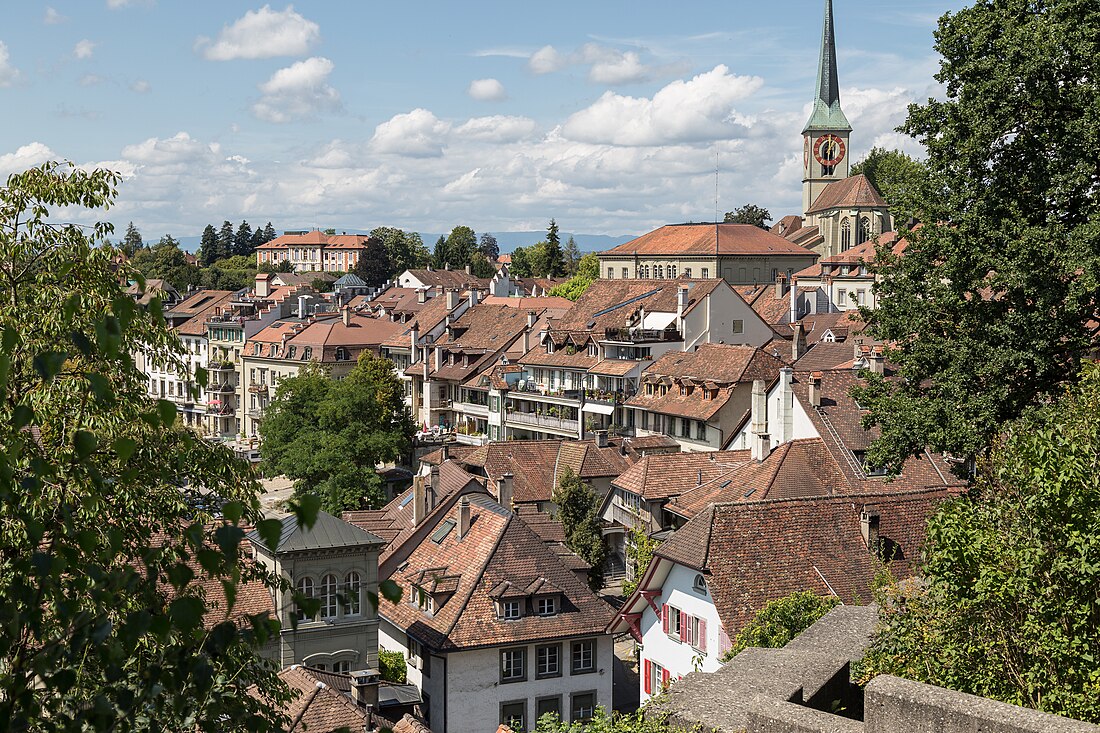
[[516, 383, 583, 401], [583, 388, 631, 405], [603, 327, 682, 343], [206, 404, 236, 415], [609, 501, 644, 529], [247, 408, 266, 419], [248, 384, 268, 394], [505, 410, 579, 433], [207, 361, 237, 372], [453, 400, 489, 416]]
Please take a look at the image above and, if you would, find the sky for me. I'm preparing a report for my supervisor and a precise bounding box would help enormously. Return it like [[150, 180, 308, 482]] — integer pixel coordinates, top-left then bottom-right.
[[0, 1, 968, 242]]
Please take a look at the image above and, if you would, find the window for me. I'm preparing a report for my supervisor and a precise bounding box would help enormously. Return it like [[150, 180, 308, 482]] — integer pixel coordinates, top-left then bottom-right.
[[669, 265, 677, 278], [690, 615, 708, 652], [335, 347, 349, 361], [857, 289, 867, 306], [334, 660, 352, 674], [684, 267, 692, 278], [571, 639, 595, 674], [693, 573, 708, 594], [621, 268, 628, 279], [430, 519, 456, 544], [536, 643, 561, 678], [536, 696, 562, 721], [696, 421, 707, 441], [287, 346, 297, 359], [640, 265, 650, 278], [732, 319, 744, 334], [536, 597, 558, 616], [296, 577, 315, 621], [344, 572, 362, 615], [303, 347, 312, 360], [644, 660, 668, 695], [501, 701, 526, 732], [858, 216, 871, 244], [321, 574, 338, 619], [679, 419, 690, 438], [490, 396, 500, 412], [701, 268, 709, 279], [500, 600, 522, 620], [665, 605, 682, 639], [500, 647, 526, 683], [840, 218, 852, 251], [655, 265, 664, 279], [571, 691, 596, 723], [607, 268, 614, 279]]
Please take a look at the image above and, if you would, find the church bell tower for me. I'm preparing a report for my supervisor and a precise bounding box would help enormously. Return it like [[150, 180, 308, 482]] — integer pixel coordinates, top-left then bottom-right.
[[802, 0, 852, 219]]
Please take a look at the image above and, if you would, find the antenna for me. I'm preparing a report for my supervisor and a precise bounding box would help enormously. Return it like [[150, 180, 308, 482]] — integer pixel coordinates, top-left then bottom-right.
[[715, 148, 720, 255]]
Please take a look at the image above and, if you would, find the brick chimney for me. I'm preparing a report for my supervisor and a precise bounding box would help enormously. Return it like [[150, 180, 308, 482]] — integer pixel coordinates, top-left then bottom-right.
[[860, 509, 881, 552], [775, 273, 787, 299], [496, 473, 514, 512], [870, 346, 885, 376], [465, 264, 472, 275], [808, 371, 822, 409], [412, 475, 427, 527], [595, 430, 608, 448], [254, 272, 272, 298], [417, 288, 427, 304], [446, 289, 459, 309], [468, 289, 479, 307], [457, 495, 471, 540], [791, 322, 806, 362], [341, 305, 352, 326]]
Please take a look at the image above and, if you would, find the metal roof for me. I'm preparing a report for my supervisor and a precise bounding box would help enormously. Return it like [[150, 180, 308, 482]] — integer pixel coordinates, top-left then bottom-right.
[[249, 510, 385, 554]]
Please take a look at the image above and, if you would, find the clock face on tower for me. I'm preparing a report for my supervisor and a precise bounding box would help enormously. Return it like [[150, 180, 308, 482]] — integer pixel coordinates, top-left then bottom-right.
[[813, 134, 846, 168]]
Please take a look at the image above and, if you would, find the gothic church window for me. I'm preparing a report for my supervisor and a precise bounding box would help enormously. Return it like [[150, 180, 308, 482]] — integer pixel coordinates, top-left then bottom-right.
[[841, 219, 851, 251]]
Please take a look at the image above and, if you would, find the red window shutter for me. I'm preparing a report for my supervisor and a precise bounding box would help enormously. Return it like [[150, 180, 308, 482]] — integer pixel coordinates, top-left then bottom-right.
[[661, 604, 669, 634], [680, 613, 690, 643], [699, 619, 708, 651], [643, 660, 652, 695], [661, 668, 670, 689]]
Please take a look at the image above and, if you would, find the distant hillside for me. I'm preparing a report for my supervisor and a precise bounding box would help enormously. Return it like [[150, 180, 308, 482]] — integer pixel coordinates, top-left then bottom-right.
[[173, 229, 638, 255]]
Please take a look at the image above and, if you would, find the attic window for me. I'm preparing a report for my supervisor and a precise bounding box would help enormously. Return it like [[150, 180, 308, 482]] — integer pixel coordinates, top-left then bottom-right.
[[587, 344, 598, 357], [399, 492, 414, 508], [287, 346, 297, 359], [692, 574, 708, 594], [546, 341, 555, 354], [500, 600, 522, 620], [742, 488, 755, 498], [430, 519, 457, 544], [536, 596, 558, 617], [335, 347, 349, 361], [303, 347, 313, 360]]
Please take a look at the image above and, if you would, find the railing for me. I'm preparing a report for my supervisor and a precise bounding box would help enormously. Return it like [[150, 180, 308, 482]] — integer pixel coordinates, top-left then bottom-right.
[[247, 407, 266, 419], [248, 384, 268, 394], [505, 411, 579, 433], [603, 327, 682, 343], [205, 314, 247, 326], [427, 397, 452, 409], [211, 382, 236, 393], [583, 389, 631, 405], [517, 384, 583, 401], [453, 400, 489, 416], [206, 404, 236, 416], [207, 361, 237, 371]]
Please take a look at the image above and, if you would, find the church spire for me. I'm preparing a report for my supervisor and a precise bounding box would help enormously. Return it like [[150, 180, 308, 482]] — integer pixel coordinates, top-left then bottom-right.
[[803, 0, 851, 133]]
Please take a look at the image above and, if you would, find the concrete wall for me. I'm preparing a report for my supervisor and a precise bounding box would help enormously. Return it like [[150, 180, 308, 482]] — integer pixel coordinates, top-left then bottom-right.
[[728, 379, 818, 451]]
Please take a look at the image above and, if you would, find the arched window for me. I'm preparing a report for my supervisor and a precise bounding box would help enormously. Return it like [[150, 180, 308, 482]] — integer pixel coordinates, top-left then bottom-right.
[[296, 577, 315, 621], [840, 219, 851, 251], [857, 216, 871, 245], [344, 572, 362, 616], [669, 265, 677, 278], [655, 265, 664, 279], [640, 265, 649, 278], [321, 574, 339, 619]]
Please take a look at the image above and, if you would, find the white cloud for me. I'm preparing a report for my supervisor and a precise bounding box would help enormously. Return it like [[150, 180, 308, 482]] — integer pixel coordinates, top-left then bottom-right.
[[44, 7, 67, 24], [73, 40, 96, 60], [370, 109, 450, 157], [79, 74, 104, 86], [130, 79, 151, 94], [562, 65, 763, 146], [529, 45, 566, 74], [467, 78, 507, 102], [0, 42, 18, 87], [587, 50, 648, 85], [251, 57, 341, 123], [454, 116, 537, 143], [197, 5, 320, 61], [107, 0, 140, 7], [0, 143, 57, 177]]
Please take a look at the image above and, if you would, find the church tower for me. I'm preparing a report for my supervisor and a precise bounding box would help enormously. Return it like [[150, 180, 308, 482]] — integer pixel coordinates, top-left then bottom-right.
[[802, 0, 851, 219]]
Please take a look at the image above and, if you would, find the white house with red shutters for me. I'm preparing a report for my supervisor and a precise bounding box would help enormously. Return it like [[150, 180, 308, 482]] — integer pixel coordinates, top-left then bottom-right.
[[619, 559, 727, 702]]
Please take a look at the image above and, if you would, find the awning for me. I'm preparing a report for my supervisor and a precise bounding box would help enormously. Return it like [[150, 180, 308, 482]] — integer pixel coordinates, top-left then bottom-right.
[[582, 401, 616, 415]]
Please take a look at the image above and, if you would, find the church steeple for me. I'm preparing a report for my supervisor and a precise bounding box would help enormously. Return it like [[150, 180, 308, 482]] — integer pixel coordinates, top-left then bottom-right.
[[803, 0, 851, 133]]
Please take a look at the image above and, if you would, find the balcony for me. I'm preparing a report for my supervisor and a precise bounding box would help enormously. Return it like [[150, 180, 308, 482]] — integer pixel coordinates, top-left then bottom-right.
[[513, 383, 583, 404], [248, 384, 268, 394], [207, 360, 237, 372], [211, 382, 236, 394], [608, 501, 644, 529], [205, 313, 247, 327], [454, 431, 488, 446], [453, 400, 489, 418], [583, 388, 631, 405], [603, 327, 682, 344], [247, 407, 266, 419], [206, 403, 236, 416], [505, 410, 579, 434], [426, 397, 451, 409]]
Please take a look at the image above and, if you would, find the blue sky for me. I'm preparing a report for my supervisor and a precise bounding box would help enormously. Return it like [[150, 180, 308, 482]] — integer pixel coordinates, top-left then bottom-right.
[[0, 1, 967, 241]]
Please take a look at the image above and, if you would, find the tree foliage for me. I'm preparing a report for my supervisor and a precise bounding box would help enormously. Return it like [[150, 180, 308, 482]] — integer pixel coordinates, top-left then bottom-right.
[[444, 225, 477, 270], [563, 235, 582, 275], [509, 245, 532, 278], [549, 254, 600, 302], [122, 221, 143, 256], [850, 147, 926, 224], [858, 363, 1100, 722], [721, 592, 839, 662], [0, 161, 295, 730], [259, 353, 413, 514], [552, 468, 607, 591], [853, 0, 1100, 469], [478, 231, 499, 261], [199, 224, 219, 267], [353, 237, 393, 288], [622, 519, 660, 597], [543, 219, 564, 276], [723, 204, 771, 228], [533, 707, 669, 733], [370, 226, 428, 276]]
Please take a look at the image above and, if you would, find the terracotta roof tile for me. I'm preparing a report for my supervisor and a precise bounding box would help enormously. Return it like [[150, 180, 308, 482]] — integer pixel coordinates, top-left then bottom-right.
[[805, 174, 888, 214], [553, 279, 725, 332], [276, 666, 368, 733], [613, 450, 751, 500], [405, 269, 490, 289], [602, 223, 817, 257]]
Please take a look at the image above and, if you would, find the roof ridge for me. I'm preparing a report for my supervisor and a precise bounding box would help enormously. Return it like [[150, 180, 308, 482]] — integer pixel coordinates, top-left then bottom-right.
[[713, 484, 960, 511]]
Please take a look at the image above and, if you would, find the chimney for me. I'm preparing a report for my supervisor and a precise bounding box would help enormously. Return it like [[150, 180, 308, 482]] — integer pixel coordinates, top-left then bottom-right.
[[792, 322, 806, 362], [350, 670, 379, 709], [254, 273, 271, 298], [465, 264, 472, 275], [446, 289, 459, 309], [750, 379, 771, 462], [412, 475, 427, 527], [776, 367, 794, 445], [440, 443, 449, 462], [426, 263, 434, 272], [808, 371, 822, 409], [444, 262, 451, 271], [860, 509, 881, 552], [341, 305, 352, 326], [434, 346, 442, 372], [496, 473, 514, 512], [410, 325, 419, 352], [298, 295, 309, 319], [527, 310, 537, 329], [676, 286, 689, 330], [870, 346, 885, 376], [468, 289, 479, 307], [789, 282, 798, 323], [595, 430, 608, 448], [775, 273, 787, 299], [752, 431, 771, 462], [417, 288, 427, 304], [428, 465, 439, 509], [457, 496, 471, 540]]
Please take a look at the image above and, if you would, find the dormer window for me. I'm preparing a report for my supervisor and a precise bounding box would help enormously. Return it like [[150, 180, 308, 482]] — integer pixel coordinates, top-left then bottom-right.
[[587, 344, 598, 357], [303, 346, 313, 360], [546, 341, 555, 354], [287, 346, 297, 359], [335, 347, 349, 361], [500, 600, 522, 620], [693, 573, 708, 594], [536, 596, 558, 617]]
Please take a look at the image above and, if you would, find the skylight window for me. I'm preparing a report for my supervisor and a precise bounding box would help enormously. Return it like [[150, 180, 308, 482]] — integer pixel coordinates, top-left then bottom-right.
[[399, 492, 414, 508], [430, 519, 456, 544]]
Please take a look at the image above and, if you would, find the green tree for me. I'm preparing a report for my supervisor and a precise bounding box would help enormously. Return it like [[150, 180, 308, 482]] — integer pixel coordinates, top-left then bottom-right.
[[853, 1, 1100, 470], [527, 241, 553, 278], [233, 220, 254, 257], [199, 223, 219, 266], [721, 591, 839, 662], [858, 363, 1100, 722], [445, 225, 477, 270], [131, 235, 203, 290], [260, 353, 413, 514], [509, 246, 532, 278], [621, 520, 660, 597], [353, 237, 393, 287], [378, 650, 407, 684], [563, 235, 582, 275], [478, 232, 499, 261], [850, 147, 926, 224], [548, 253, 601, 302], [431, 235, 447, 269], [552, 468, 607, 591], [467, 251, 497, 279], [0, 161, 296, 730], [543, 219, 564, 276], [533, 707, 669, 732], [368, 227, 428, 276], [122, 221, 143, 256], [217, 220, 235, 264], [723, 204, 772, 228], [262, 222, 277, 244]]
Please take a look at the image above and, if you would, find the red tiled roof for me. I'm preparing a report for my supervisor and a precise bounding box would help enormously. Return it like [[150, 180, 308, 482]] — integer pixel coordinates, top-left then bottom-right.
[[613, 451, 751, 500], [553, 279, 725, 332], [805, 174, 888, 214], [276, 666, 369, 733], [601, 224, 816, 257], [172, 290, 239, 336]]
